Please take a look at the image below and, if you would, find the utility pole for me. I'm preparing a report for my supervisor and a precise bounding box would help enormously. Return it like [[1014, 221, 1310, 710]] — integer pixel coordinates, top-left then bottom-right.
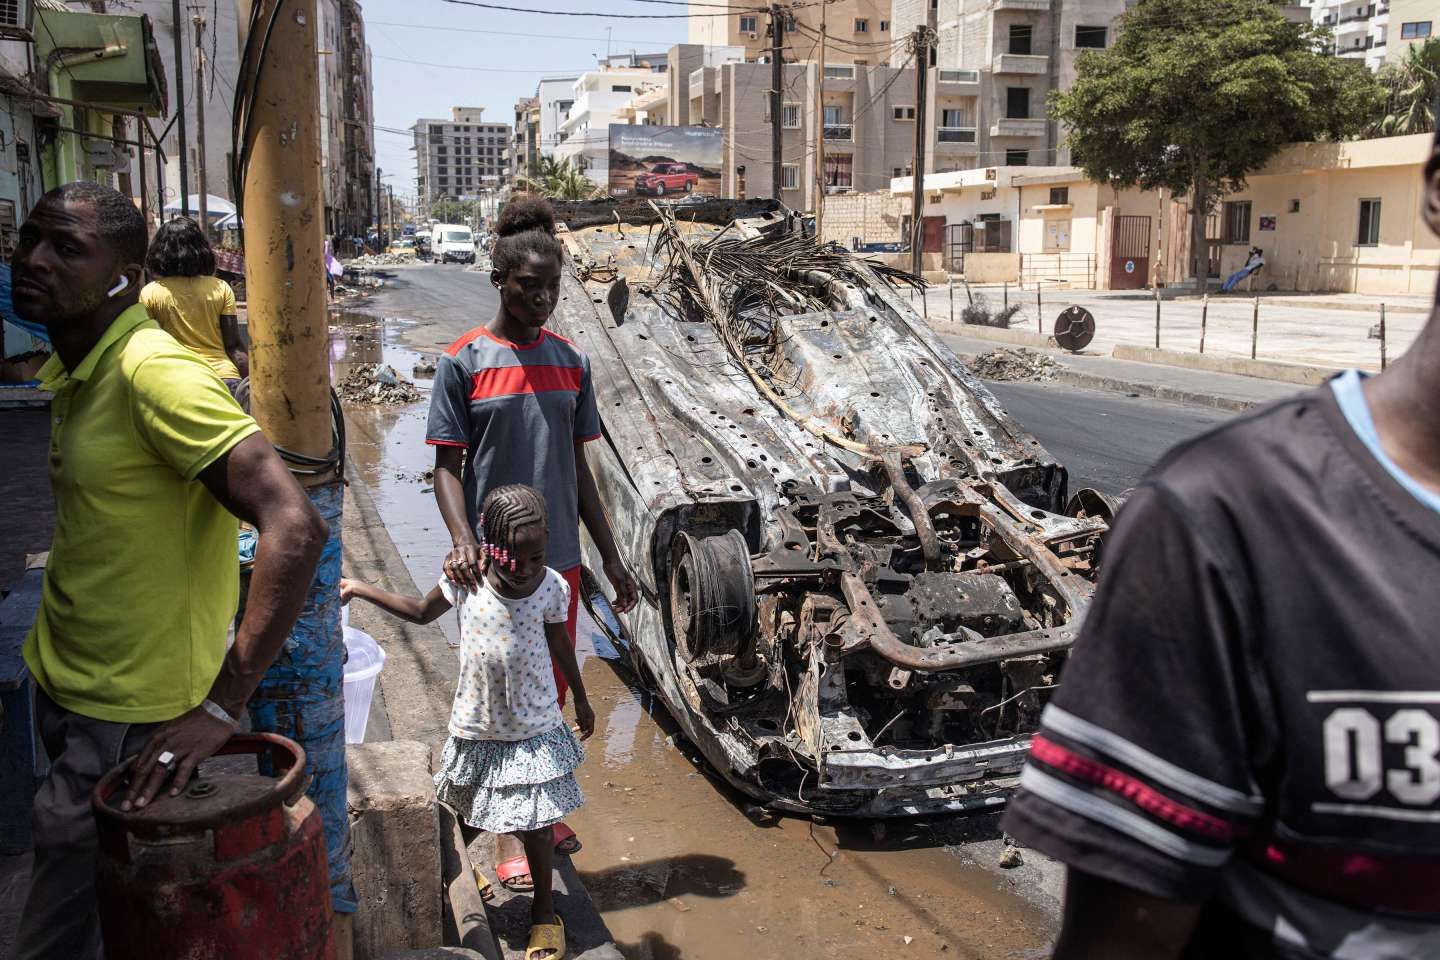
[[171, 0, 189, 215], [909, 25, 933, 277], [375, 166, 383, 248], [769, 4, 784, 200], [814, 3, 826, 233], [191, 9, 207, 232]]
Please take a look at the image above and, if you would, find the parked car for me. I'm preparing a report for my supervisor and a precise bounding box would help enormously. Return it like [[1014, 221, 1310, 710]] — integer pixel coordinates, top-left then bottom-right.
[[634, 163, 698, 197]]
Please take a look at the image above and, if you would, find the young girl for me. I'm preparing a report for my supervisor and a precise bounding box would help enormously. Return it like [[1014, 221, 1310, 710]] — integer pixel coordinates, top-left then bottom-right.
[[341, 483, 590, 960]]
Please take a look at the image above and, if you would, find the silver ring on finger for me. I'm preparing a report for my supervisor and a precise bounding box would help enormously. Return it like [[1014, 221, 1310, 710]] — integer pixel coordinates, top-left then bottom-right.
[[157, 750, 178, 772]]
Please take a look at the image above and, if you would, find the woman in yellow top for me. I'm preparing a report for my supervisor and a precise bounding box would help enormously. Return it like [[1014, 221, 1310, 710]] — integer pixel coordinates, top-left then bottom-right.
[[140, 217, 247, 391]]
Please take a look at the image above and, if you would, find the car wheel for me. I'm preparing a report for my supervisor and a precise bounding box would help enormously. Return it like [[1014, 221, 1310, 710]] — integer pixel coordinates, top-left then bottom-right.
[[684, 181, 693, 192], [655, 183, 665, 196]]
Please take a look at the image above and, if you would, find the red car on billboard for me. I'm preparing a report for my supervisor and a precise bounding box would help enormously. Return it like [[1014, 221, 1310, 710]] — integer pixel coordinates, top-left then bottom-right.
[[634, 162, 698, 196]]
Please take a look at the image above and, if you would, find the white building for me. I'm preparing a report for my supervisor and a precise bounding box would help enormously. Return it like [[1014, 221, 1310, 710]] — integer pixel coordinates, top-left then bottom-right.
[[1303, 0, 1393, 69], [555, 63, 668, 185], [536, 77, 580, 160]]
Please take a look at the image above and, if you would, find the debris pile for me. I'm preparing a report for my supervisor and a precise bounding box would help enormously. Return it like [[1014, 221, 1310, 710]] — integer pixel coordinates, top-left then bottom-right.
[[960, 293, 1022, 329], [970, 347, 1060, 382], [345, 253, 411, 267], [337, 363, 422, 404], [412, 357, 438, 377]]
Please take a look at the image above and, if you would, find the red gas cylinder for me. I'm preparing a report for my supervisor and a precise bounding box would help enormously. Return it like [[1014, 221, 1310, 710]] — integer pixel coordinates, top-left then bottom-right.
[[92, 733, 334, 960]]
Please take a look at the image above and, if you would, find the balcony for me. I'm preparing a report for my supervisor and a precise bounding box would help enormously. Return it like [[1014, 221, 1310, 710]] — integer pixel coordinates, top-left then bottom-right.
[[1339, 5, 1375, 23], [689, 67, 706, 89], [937, 126, 978, 144], [823, 64, 856, 79], [936, 68, 980, 90], [994, 0, 1050, 9], [992, 53, 1050, 75], [823, 123, 854, 141], [990, 117, 1046, 137]]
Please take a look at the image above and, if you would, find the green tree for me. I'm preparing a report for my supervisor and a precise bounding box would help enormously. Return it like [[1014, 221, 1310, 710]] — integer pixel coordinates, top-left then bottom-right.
[[428, 199, 480, 224], [1051, 0, 1382, 284], [516, 156, 606, 201], [1369, 38, 1440, 137]]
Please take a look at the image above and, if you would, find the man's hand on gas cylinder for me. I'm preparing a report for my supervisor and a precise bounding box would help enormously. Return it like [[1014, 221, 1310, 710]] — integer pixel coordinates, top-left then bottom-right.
[[121, 707, 236, 810]]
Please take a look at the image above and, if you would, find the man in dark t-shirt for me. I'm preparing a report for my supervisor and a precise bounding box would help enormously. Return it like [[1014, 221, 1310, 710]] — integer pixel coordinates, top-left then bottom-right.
[[1002, 144, 1440, 956]]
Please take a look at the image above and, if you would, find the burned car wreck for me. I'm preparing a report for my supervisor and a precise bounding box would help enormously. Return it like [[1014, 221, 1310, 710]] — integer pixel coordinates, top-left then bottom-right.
[[552, 198, 1114, 817]]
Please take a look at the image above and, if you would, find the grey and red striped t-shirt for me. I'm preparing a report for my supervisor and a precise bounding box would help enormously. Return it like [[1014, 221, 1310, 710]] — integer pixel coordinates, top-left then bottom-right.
[[426, 325, 601, 572]]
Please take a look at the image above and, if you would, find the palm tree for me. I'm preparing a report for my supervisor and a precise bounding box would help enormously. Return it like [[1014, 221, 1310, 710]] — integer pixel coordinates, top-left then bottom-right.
[[1369, 38, 1440, 137], [516, 156, 606, 200]]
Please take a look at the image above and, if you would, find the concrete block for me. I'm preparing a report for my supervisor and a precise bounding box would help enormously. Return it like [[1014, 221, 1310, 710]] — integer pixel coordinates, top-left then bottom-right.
[[348, 741, 443, 960]]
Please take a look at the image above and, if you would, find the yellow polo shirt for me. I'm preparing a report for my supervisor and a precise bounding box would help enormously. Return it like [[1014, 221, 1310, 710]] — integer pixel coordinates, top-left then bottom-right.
[[26, 305, 261, 723], [139, 276, 240, 380]]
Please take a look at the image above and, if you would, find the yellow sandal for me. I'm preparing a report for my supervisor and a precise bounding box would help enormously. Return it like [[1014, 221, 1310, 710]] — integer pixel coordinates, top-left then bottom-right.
[[526, 916, 565, 960]]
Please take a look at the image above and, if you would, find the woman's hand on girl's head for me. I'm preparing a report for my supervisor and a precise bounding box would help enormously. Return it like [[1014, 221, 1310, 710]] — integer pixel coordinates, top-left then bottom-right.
[[603, 557, 639, 614], [443, 543, 484, 590], [573, 698, 595, 741]]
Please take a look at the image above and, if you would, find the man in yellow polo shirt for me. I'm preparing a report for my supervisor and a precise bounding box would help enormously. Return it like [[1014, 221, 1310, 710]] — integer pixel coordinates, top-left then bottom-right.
[[13, 182, 327, 959]]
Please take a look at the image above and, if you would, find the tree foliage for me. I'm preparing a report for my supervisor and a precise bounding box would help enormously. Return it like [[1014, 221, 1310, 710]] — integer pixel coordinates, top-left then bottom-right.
[[1368, 38, 1440, 137], [1051, 0, 1383, 279], [516, 156, 607, 201], [428, 199, 479, 224]]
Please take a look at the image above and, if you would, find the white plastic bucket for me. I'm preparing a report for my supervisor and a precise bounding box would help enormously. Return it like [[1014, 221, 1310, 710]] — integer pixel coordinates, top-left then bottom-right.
[[342, 612, 386, 744]]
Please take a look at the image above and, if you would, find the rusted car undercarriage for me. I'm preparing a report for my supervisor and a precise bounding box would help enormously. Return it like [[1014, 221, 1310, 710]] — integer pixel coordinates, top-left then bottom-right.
[[552, 198, 1113, 817]]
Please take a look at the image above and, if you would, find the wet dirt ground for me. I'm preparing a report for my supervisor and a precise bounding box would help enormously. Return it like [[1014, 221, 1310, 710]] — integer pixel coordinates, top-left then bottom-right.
[[333, 264, 1061, 959]]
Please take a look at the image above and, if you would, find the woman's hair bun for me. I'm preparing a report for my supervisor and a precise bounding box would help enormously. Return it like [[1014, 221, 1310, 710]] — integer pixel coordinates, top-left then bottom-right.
[[496, 195, 556, 238]]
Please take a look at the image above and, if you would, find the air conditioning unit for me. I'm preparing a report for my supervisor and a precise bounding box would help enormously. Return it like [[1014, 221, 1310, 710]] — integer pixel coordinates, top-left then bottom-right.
[[746, 31, 759, 39], [0, 0, 34, 40]]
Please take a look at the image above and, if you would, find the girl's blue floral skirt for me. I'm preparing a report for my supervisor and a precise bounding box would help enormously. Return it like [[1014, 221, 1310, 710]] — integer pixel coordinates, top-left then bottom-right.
[[435, 724, 584, 834]]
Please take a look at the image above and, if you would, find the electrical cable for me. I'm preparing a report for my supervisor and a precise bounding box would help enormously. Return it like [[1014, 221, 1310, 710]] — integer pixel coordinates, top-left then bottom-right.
[[433, 0, 763, 18]]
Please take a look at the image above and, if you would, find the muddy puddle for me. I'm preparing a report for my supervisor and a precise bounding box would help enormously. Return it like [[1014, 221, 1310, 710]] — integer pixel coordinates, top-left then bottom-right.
[[331, 304, 1058, 960]]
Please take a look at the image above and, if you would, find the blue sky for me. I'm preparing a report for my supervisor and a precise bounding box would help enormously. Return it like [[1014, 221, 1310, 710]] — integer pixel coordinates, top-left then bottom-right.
[[362, 0, 693, 202]]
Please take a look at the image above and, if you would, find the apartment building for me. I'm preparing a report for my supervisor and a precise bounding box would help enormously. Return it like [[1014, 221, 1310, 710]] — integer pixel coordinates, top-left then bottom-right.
[[512, 96, 539, 182], [684, 57, 923, 209], [688, 1, 894, 65], [411, 108, 512, 208], [1304, 0, 1396, 68], [536, 77, 579, 160], [555, 59, 668, 185], [890, 0, 1128, 168]]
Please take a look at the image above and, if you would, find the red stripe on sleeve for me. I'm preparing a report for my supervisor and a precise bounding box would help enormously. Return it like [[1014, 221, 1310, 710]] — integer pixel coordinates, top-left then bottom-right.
[[470, 365, 583, 399], [1030, 735, 1240, 842], [1251, 836, 1440, 915], [425, 438, 468, 448], [445, 326, 488, 357]]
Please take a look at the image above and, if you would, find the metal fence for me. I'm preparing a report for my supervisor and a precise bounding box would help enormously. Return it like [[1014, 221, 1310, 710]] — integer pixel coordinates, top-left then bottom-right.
[[1019, 253, 1096, 289]]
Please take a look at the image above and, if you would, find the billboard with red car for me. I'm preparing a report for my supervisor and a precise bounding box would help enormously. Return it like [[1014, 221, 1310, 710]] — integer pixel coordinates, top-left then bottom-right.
[[608, 124, 723, 199]]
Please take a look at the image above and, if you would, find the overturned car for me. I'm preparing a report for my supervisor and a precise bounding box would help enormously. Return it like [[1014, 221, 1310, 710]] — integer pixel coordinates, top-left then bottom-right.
[[552, 199, 1114, 817]]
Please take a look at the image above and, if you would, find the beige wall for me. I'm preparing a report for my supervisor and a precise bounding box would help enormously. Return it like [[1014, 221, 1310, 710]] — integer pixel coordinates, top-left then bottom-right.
[[1386, 0, 1435, 62], [690, 0, 892, 63], [820, 190, 907, 245]]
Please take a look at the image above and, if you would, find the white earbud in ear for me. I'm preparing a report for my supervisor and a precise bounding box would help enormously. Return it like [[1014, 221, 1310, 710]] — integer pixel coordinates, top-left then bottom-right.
[[107, 276, 130, 298]]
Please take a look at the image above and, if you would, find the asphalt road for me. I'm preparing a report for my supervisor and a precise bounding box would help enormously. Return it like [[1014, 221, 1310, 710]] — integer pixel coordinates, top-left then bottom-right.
[[985, 380, 1231, 496], [361, 261, 1232, 495]]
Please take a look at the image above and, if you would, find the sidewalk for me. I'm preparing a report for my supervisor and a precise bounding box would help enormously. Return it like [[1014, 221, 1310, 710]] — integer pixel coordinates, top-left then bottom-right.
[[910, 285, 1417, 373], [936, 330, 1304, 412]]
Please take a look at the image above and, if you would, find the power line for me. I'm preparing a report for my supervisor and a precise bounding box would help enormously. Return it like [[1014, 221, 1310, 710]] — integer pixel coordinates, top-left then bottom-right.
[[365, 19, 661, 43], [433, 0, 763, 18], [374, 53, 596, 72]]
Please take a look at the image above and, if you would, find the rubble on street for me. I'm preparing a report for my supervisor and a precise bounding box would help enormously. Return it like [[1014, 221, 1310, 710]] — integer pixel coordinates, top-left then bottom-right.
[[971, 347, 1061, 382], [337, 363, 423, 404]]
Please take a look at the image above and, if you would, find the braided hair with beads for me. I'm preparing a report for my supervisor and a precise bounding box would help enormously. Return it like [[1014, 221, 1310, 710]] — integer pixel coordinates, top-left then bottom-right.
[[477, 483, 549, 572]]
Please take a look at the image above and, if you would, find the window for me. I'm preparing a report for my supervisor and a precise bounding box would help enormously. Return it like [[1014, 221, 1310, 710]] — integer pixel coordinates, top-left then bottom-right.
[[1009, 24, 1033, 55], [1006, 87, 1030, 119], [1049, 186, 1070, 205], [892, 106, 916, 120], [1402, 21, 1432, 38], [782, 103, 801, 128], [855, 18, 868, 32], [1005, 149, 1029, 166], [1223, 200, 1252, 243], [1358, 198, 1381, 245], [739, 14, 757, 32], [893, 167, 903, 178], [941, 107, 972, 127], [824, 154, 853, 188], [824, 104, 844, 125], [1075, 25, 1107, 47], [781, 164, 800, 190], [880, 19, 889, 31]]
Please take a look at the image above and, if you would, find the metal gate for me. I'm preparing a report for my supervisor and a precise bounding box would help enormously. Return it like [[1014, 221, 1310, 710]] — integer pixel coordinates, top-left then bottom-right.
[[946, 221, 973, 273], [1110, 215, 1151, 290]]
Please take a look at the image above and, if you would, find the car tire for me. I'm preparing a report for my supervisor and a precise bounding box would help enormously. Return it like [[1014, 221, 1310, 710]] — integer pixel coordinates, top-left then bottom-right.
[[655, 183, 665, 196], [684, 181, 693, 193]]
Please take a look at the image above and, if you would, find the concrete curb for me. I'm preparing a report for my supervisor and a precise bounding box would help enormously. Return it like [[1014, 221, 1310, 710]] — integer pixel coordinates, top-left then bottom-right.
[[1043, 367, 1261, 413], [1110, 344, 1338, 386], [929, 321, 1058, 350]]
